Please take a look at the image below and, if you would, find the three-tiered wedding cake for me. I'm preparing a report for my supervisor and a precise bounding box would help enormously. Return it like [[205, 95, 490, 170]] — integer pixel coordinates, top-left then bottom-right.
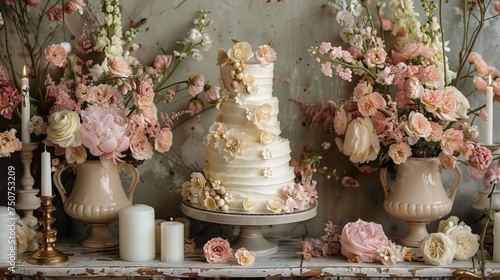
[[182, 41, 316, 214]]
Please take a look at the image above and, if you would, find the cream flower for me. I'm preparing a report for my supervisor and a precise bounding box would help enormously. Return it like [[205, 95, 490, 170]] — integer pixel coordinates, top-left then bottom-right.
[[444, 223, 479, 261], [266, 198, 284, 213], [16, 219, 36, 253], [242, 198, 256, 211], [47, 110, 82, 148], [155, 128, 173, 153], [65, 145, 87, 164], [260, 131, 276, 144], [203, 196, 218, 211], [216, 49, 229, 66], [254, 104, 272, 130], [419, 233, 456, 266], [190, 172, 206, 196], [235, 247, 256, 266], [405, 111, 432, 145], [343, 117, 380, 164], [438, 216, 460, 233], [107, 56, 132, 77], [242, 72, 255, 87], [0, 129, 22, 157], [221, 129, 246, 162], [227, 41, 253, 62], [388, 142, 411, 165]]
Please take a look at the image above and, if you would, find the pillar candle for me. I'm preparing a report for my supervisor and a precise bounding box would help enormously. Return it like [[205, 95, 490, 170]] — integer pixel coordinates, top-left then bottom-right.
[[161, 220, 184, 262], [119, 204, 155, 261], [485, 74, 494, 145], [41, 147, 52, 196], [494, 212, 500, 263], [175, 217, 191, 238], [155, 219, 166, 255], [21, 65, 30, 144], [0, 207, 10, 265]]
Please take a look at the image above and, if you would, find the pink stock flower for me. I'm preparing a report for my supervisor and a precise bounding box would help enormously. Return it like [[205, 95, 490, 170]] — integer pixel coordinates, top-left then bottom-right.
[[153, 55, 172, 73], [341, 176, 360, 187], [80, 104, 130, 167], [339, 219, 389, 263], [0, 85, 21, 120], [45, 43, 71, 67], [254, 44, 277, 66], [203, 237, 232, 264], [187, 71, 205, 96], [441, 128, 464, 156], [469, 146, 492, 171]]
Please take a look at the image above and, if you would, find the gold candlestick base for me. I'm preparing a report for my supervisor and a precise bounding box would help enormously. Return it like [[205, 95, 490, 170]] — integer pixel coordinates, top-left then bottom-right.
[[27, 196, 68, 265]]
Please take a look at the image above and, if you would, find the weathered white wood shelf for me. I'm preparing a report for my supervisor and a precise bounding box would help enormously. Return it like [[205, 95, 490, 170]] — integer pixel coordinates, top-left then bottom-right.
[[2, 237, 500, 279]]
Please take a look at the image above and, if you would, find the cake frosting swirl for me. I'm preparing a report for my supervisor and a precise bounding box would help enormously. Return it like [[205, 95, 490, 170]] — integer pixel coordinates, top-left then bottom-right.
[[182, 41, 317, 213]]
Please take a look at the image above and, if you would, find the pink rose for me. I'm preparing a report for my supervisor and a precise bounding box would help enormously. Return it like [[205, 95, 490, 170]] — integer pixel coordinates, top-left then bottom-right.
[[0, 129, 22, 157], [45, 43, 71, 67], [339, 219, 389, 263], [364, 47, 387, 68], [405, 112, 432, 145], [130, 133, 153, 161], [353, 81, 373, 101], [153, 55, 172, 73], [425, 65, 440, 82], [254, 44, 277, 66], [108, 56, 132, 78], [439, 153, 457, 170], [473, 76, 487, 93], [357, 92, 386, 117], [134, 81, 155, 109], [155, 128, 173, 153], [426, 121, 443, 142], [388, 142, 411, 165], [203, 237, 232, 264]]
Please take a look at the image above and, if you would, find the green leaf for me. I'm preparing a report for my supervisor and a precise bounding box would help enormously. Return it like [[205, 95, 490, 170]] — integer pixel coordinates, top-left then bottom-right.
[[266, 37, 273, 46], [231, 39, 239, 44]]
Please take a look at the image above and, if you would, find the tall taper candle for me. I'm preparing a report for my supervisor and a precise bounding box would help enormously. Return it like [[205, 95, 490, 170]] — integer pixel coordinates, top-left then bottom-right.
[[119, 204, 155, 261], [493, 212, 500, 262], [41, 146, 52, 196], [485, 74, 494, 145], [21, 65, 30, 144]]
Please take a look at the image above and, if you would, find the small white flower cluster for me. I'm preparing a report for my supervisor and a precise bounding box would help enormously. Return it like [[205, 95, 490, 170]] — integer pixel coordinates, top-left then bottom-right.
[[176, 10, 213, 62], [181, 172, 231, 212], [419, 216, 479, 266], [204, 122, 247, 163], [377, 241, 413, 266], [94, 0, 125, 58]]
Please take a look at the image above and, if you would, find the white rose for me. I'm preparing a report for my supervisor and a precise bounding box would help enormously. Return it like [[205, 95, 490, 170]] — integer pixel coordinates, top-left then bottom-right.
[[242, 198, 256, 211], [242, 72, 255, 86], [260, 131, 276, 144], [445, 224, 479, 261], [266, 198, 284, 213], [65, 145, 87, 164], [16, 219, 36, 253], [342, 117, 380, 163], [227, 41, 254, 62], [254, 104, 272, 130], [447, 86, 470, 119], [47, 110, 82, 148], [419, 233, 456, 266], [408, 77, 424, 98]]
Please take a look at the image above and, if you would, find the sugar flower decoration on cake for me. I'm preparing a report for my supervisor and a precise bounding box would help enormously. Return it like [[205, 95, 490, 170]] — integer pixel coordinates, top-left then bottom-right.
[[181, 174, 230, 212], [203, 237, 233, 264], [204, 122, 247, 163]]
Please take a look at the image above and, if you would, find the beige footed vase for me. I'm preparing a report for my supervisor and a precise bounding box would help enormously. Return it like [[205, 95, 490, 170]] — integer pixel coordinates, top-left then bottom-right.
[[379, 157, 462, 247], [54, 160, 139, 248]]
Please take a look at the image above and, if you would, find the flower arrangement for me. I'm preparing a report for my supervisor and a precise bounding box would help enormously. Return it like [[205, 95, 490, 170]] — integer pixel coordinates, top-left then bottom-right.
[[202, 237, 256, 266], [297, 0, 500, 184], [0, 0, 217, 167]]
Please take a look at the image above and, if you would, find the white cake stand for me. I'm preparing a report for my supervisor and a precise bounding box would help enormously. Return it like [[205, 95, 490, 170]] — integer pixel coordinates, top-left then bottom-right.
[[181, 202, 317, 256]]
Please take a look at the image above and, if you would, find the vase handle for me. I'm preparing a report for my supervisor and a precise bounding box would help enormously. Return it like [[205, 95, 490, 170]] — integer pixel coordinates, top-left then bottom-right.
[[447, 166, 462, 202], [379, 168, 389, 197], [53, 165, 72, 203], [118, 162, 140, 203]]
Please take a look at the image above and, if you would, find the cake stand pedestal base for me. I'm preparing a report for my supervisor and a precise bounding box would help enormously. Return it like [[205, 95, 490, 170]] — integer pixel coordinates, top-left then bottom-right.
[[181, 202, 317, 256]]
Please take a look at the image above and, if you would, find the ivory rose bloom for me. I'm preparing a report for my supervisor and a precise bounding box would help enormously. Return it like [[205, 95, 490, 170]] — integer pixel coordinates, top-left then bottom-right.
[[203, 237, 232, 264], [254, 103, 272, 130], [65, 145, 87, 164], [0, 129, 22, 157], [235, 248, 256, 266], [405, 112, 432, 145], [444, 223, 479, 261], [47, 110, 82, 148], [108, 56, 132, 77], [266, 198, 284, 213], [227, 41, 253, 62], [339, 219, 389, 263], [419, 233, 456, 266], [242, 198, 256, 211], [155, 128, 173, 153], [343, 117, 380, 164]]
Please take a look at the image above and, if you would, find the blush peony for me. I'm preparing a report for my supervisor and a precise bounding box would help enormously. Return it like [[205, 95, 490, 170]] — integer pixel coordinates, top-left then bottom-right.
[[339, 219, 389, 263], [203, 237, 233, 264]]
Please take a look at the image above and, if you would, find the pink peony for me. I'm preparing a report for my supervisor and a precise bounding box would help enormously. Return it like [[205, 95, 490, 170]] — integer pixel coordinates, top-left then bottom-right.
[[45, 43, 71, 67], [339, 219, 389, 263], [187, 71, 205, 97], [203, 237, 232, 264], [426, 121, 443, 142], [153, 55, 172, 73], [80, 104, 130, 167], [0, 85, 21, 120], [254, 44, 277, 66], [469, 146, 492, 171]]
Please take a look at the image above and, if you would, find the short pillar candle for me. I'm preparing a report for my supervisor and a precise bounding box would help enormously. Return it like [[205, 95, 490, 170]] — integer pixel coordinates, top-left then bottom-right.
[[119, 204, 155, 261], [155, 219, 166, 255], [494, 212, 500, 263], [161, 220, 184, 262]]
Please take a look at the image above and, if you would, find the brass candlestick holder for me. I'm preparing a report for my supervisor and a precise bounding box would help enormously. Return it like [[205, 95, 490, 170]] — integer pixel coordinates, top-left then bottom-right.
[[27, 196, 68, 265]]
